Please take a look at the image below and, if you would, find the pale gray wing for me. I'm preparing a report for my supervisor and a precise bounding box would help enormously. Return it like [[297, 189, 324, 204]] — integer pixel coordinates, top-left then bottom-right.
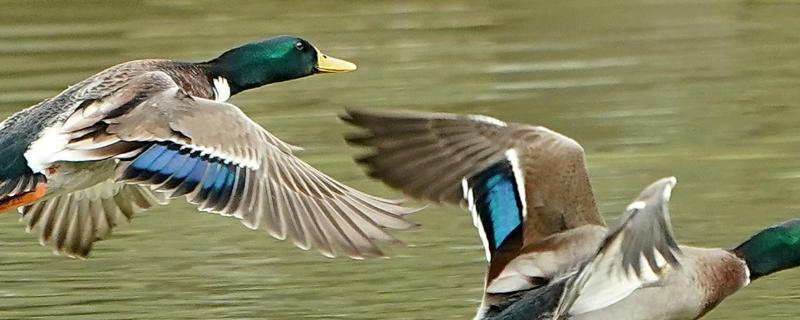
[[53, 71, 418, 259], [554, 177, 682, 317], [19, 180, 168, 258], [342, 109, 604, 243]]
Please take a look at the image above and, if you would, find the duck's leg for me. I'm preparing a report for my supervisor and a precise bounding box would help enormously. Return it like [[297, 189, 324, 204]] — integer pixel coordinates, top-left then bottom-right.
[[0, 182, 46, 212]]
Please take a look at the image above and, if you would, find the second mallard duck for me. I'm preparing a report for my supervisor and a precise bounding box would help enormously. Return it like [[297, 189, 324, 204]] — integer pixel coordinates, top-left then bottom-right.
[[485, 177, 682, 320], [0, 36, 418, 259], [343, 109, 800, 319]]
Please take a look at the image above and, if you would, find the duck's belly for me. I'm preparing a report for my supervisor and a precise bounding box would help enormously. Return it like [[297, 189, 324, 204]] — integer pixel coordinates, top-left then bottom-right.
[[41, 159, 117, 200], [569, 287, 700, 320]]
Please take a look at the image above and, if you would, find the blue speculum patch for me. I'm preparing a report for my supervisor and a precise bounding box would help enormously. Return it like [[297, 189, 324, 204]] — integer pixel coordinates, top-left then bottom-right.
[[467, 160, 524, 252], [124, 142, 241, 210]]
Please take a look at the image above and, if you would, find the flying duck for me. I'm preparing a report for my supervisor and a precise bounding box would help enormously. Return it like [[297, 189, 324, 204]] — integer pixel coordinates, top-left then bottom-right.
[[0, 36, 418, 259], [343, 109, 800, 319]]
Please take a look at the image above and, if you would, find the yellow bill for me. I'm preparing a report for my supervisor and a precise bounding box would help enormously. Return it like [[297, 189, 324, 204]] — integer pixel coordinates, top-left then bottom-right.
[[316, 50, 357, 73]]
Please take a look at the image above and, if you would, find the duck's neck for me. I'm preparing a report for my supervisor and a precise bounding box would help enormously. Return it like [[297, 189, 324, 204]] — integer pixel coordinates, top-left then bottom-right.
[[202, 62, 262, 97], [201, 53, 311, 97], [731, 219, 800, 280]]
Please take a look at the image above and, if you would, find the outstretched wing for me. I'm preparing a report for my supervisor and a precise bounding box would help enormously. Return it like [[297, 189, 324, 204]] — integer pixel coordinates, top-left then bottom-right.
[[343, 110, 517, 206], [342, 110, 604, 245], [554, 177, 682, 317], [343, 109, 604, 245], [44, 71, 418, 259], [19, 180, 168, 258]]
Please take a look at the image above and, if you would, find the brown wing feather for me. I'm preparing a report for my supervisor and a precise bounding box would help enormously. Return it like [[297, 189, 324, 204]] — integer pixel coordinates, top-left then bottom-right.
[[342, 109, 605, 245], [342, 110, 515, 206]]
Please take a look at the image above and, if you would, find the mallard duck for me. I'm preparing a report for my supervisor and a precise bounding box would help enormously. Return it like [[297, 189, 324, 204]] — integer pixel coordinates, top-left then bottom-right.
[[0, 35, 418, 259], [483, 177, 681, 320], [342, 109, 800, 319]]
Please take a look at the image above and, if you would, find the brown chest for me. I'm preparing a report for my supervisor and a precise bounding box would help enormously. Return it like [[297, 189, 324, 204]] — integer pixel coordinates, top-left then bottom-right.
[[694, 252, 749, 318]]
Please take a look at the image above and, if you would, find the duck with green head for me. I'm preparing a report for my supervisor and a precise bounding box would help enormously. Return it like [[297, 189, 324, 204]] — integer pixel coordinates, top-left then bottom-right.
[[343, 108, 800, 319], [0, 35, 418, 259], [203, 35, 357, 97]]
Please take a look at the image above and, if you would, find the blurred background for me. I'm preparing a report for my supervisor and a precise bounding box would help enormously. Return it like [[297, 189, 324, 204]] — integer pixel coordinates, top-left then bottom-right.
[[1, 0, 800, 319]]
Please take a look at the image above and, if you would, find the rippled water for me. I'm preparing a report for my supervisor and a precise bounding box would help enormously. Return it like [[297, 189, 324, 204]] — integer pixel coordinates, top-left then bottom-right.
[[1, 0, 800, 319]]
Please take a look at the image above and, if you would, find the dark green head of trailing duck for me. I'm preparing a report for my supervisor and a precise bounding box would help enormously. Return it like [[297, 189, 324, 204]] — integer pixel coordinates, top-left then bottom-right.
[[204, 35, 356, 95], [732, 218, 800, 280]]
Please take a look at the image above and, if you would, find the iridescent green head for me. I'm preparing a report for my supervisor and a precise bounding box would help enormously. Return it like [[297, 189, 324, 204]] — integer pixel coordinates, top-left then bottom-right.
[[205, 35, 356, 95], [733, 219, 800, 280]]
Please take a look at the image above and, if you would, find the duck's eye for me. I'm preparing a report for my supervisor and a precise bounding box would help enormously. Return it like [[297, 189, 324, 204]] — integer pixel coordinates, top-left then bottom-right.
[[294, 42, 305, 51]]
